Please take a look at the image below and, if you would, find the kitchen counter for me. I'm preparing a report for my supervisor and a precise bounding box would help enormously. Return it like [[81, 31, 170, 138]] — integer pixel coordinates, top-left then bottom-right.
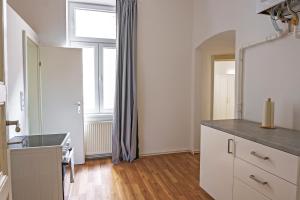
[[7, 133, 69, 149], [201, 119, 300, 156], [8, 133, 73, 200]]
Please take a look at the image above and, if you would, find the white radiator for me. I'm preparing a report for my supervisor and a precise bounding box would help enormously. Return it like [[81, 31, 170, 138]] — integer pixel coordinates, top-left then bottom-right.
[[84, 121, 112, 156]]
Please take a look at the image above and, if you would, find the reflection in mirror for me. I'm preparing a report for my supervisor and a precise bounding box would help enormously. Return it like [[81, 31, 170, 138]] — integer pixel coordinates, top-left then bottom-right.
[[25, 36, 41, 134]]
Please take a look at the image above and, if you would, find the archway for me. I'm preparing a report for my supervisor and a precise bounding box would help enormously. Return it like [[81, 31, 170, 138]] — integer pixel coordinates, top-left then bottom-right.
[[191, 30, 236, 152]]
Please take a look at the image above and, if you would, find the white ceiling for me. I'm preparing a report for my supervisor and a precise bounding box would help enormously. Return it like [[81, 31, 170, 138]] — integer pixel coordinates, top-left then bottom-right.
[[8, 0, 68, 46], [69, 0, 116, 6]]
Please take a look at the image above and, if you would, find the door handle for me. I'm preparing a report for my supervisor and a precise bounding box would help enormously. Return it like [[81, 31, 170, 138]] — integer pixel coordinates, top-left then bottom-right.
[[6, 120, 21, 132], [74, 101, 81, 106], [74, 101, 81, 114], [227, 139, 234, 154]]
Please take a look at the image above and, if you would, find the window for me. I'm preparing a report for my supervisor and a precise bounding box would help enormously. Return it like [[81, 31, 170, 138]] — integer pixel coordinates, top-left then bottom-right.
[[102, 47, 116, 111], [69, 3, 116, 118], [74, 9, 116, 39]]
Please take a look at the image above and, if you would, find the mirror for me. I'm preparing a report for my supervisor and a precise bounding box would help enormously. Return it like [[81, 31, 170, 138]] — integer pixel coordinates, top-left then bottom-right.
[[23, 31, 41, 134]]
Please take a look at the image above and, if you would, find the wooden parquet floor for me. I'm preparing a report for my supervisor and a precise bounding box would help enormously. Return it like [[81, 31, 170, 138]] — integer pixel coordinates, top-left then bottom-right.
[[69, 153, 213, 200]]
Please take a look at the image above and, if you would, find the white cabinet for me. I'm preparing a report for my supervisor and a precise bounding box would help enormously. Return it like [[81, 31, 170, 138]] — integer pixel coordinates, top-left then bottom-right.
[[8, 147, 63, 200], [235, 136, 298, 184], [233, 178, 270, 200], [234, 158, 297, 200], [200, 126, 235, 200], [200, 125, 300, 200]]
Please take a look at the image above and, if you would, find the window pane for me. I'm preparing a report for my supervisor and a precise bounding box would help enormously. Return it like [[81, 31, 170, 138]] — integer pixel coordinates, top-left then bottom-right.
[[103, 47, 116, 111], [82, 47, 96, 112], [75, 9, 116, 39]]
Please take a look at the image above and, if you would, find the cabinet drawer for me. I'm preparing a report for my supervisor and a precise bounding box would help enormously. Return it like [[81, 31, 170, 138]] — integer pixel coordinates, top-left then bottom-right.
[[234, 158, 297, 200], [235, 136, 299, 184], [233, 178, 270, 200]]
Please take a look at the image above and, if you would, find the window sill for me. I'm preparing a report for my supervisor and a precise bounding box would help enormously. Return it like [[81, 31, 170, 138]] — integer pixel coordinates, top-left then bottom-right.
[[84, 113, 113, 122]]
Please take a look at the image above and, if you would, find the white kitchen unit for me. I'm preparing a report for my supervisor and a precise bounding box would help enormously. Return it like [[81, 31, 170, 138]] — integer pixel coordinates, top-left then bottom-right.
[[200, 126, 234, 200], [200, 120, 300, 200], [8, 133, 74, 200]]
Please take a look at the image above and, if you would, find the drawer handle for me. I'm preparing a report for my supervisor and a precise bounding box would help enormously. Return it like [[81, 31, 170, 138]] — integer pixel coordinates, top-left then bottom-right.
[[249, 175, 268, 185], [228, 139, 234, 154], [250, 151, 269, 160]]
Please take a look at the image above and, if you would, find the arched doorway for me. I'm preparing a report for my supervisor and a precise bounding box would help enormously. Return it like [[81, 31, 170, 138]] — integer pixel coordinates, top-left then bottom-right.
[[191, 30, 236, 152]]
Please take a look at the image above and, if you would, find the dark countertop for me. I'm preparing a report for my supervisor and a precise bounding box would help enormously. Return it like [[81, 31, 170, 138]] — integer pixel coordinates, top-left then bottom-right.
[[8, 133, 69, 149], [201, 119, 300, 156]]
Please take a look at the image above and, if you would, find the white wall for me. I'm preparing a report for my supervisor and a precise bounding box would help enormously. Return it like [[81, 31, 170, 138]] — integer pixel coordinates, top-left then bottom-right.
[[9, 0, 194, 154], [11, 0, 297, 154], [137, 0, 193, 154], [8, 0, 67, 46], [7, 5, 39, 138], [192, 0, 300, 146], [192, 0, 275, 48], [243, 37, 300, 130]]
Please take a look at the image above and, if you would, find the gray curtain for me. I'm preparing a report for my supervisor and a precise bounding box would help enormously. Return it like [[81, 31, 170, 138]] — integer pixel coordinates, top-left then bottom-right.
[[112, 0, 138, 164]]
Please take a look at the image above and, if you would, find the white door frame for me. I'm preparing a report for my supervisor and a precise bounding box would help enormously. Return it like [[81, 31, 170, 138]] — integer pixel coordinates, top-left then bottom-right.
[[0, 0, 11, 199], [211, 54, 235, 120], [22, 31, 42, 134]]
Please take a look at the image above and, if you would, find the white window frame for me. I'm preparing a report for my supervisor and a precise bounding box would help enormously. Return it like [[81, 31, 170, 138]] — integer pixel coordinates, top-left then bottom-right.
[[98, 43, 116, 114], [69, 2, 116, 121], [68, 2, 116, 43]]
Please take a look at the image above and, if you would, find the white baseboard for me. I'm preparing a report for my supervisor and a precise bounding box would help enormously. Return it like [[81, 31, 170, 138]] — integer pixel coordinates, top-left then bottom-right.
[[83, 149, 198, 160], [140, 149, 191, 157], [191, 150, 200, 154]]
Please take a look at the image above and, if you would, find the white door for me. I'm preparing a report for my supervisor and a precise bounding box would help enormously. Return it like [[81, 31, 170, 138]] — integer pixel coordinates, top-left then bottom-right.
[[213, 60, 235, 120], [200, 126, 234, 200], [39, 46, 84, 164], [213, 75, 228, 119], [0, 0, 11, 199]]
